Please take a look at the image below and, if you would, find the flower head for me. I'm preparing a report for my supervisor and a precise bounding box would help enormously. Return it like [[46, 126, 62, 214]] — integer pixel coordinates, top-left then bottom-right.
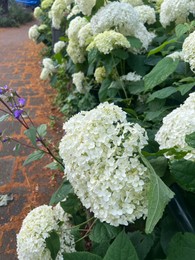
[[75, 0, 96, 16], [159, 0, 195, 28], [28, 25, 40, 42], [13, 109, 23, 119], [120, 72, 142, 81], [72, 72, 86, 93], [18, 98, 26, 107], [120, 0, 144, 6], [87, 30, 131, 55], [59, 102, 150, 226], [182, 30, 195, 73], [135, 5, 156, 25], [53, 41, 66, 54], [17, 204, 75, 260], [90, 2, 155, 49], [94, 67, 106, 83], [155, 92, 195, 161]]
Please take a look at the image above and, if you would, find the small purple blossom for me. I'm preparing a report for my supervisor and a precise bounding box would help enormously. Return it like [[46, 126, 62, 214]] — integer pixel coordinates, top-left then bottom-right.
[[2, 137, 9, 143], [13, 109, 23, 119], [18, 98, 26, 107]]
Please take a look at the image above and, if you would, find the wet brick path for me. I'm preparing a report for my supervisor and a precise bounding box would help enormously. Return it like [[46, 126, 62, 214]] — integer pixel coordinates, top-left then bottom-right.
[[0, 21, 63, 259]]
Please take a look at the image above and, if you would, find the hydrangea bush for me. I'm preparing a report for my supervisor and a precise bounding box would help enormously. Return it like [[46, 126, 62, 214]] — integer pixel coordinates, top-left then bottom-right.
[[1, 0, 195, 259]]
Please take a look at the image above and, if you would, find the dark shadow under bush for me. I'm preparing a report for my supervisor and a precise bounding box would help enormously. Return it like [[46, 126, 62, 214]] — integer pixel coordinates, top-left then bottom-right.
[[0, 0, 33, 27]]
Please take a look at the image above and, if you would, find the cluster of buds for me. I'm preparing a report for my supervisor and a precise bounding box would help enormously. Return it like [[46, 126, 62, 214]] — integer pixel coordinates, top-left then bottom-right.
[[0, 85, 26, 120]]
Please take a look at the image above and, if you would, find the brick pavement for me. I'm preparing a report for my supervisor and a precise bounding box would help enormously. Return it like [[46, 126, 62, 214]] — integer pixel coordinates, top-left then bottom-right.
[[0, 21, 63, 259]]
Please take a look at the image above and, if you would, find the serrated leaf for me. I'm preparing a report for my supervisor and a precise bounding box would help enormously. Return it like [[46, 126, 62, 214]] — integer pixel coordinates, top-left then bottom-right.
[[104, 231, 139, 260], [170, 159, 195, 192], [0, 114, 10, 122], [167, 232, 195, 260], [23, 150, 45, 166], [147, 87, 177, 103], [177, 82, 195, 95], [140, 154, 174, 234], [148, 39, 176, 57], [49, 180, 73, 205], [63, 252, 102, 260], [45, 231, 60, 260], [144, 57, 179, 91], [89, 220, 122, 243], [37, 124, 47, 137], [185, 132, 195, 148], [24, 126, 37, 147], [175, 24, 190, 38]]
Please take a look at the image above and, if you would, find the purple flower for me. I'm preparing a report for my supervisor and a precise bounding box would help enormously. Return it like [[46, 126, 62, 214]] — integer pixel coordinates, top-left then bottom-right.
[[0, 88, 3, 94], [13, 109, 23, 119], [2, 137, 9, 143], [18, 98, 26, 107]]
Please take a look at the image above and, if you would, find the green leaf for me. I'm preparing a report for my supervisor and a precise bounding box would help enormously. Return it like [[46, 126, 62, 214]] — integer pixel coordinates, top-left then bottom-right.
[[23, 150, 45, 166], [128, 231, 154, 260], [37, 124, 47, 137], [104, 231, 139, 260], [144, 107, 168, 121], [49, 180, 73, 205], [144, 57, 179, 92], [89, 220, 122, 243], [185, 132, 195, 148], [167, 232, 195, 260], [60, 193, 81, 214], [148, 39, 176, 57], [112, 49, 129, 60], [45, 161, 59, 170], [0, 114, 10, 122], [170, 159, 195, 192], [24, 126, 37, 147], [175, 24, 190, 38], [149, 157, 168, 177], [98, 79, 112, 102], [88, 48, 99, 64], [147, 87, 177, 103], [45, 231, 60, 260], [63, 252, 102, 260], [126, 36, 142, 49], [140, 154, 174, 234], [177, 82, 195, 96]]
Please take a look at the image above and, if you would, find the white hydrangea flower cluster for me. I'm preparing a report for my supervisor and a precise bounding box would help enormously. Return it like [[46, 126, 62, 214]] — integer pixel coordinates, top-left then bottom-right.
[[40, 58, 56, 80], [67, 4, 81, 19], [59, 102, 150, 226], [66, 16, 89, 63], [33, 6, 43, 19], [67, 16, 88, 40], [28, 25, 40, 42], [49, 0, 67, 29], [155, 92, 195, 161], [94, 67, 106, 83], [75, 0, 96, 16], [41, 0, 54, 9], [87, 30, 131, 55], [120, 72, 142, 81], [54, 41, 66, 54], [160, 0, 195, 28], [182, 31, 195, 73], [120, 0, 144, 6], [135, 5, 156, 25], [17, 204, 75, 260], [72, 71, 85, 93], [78, 23, 93, 47], [90, 2, 155, 49]]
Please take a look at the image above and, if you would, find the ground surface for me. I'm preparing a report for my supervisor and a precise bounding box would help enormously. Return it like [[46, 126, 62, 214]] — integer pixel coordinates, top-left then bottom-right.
[[0, 21, 64, 259]]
